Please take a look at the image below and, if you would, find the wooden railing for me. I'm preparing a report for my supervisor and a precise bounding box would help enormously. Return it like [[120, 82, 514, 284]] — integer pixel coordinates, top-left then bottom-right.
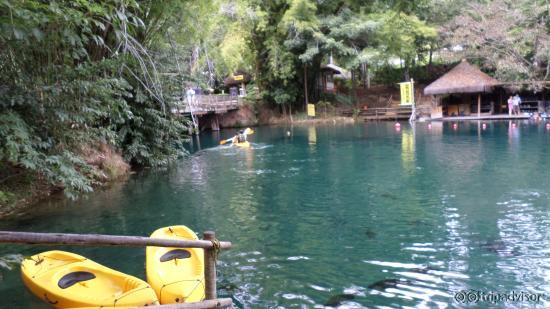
[[0, 230, 233, 309], [341, 105, 432, 119], [172, 95, 242, 115]]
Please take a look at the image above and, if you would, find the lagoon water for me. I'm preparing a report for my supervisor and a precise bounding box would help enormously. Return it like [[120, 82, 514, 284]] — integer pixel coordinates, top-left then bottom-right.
[[0, 121, 549, 308]]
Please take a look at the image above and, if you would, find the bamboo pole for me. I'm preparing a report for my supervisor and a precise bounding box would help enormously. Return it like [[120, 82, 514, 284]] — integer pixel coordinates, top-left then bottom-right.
[[203, 231, 217, 300], [135, 298, 233, 309], [0, 231, 232, 249]]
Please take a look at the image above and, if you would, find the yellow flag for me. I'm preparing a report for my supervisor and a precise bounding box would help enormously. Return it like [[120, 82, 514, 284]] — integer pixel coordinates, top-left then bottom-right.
[[399, 82, 414, 105], [307, 104, 316, 117]]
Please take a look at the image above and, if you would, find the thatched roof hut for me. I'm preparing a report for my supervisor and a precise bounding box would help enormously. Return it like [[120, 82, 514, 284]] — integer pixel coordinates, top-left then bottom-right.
[[424, 60, 500, 95]]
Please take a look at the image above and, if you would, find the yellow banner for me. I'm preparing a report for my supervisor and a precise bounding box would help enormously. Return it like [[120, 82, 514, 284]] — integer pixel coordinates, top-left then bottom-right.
[[399, 82, 414, 105], [234, 75, 244, 81], [307, 104, 316, 117]]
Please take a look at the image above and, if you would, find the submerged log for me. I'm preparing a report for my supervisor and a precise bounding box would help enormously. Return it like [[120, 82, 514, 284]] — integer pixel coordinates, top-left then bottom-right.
[[0, 231, 232, 249]]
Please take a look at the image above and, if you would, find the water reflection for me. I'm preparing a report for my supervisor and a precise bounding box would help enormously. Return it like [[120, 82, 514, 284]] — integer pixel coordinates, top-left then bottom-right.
[[308, 126, 317, 145], [508, 120, 520, 151], [495, 190, 550, 307], [401, 125, 416, 173]]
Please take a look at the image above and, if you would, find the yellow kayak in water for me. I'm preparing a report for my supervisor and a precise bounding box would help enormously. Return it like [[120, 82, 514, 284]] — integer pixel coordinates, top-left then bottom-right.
[[146, 226, 205, 304], [219, 128, 254, 147], [234, 141, 250, 148], [21, 251, 159, 308]]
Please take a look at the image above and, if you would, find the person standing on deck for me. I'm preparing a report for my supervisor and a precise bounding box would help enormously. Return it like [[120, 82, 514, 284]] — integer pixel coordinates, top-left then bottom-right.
[[507, 96, 514, 116], [513, 94, 522, 115], [186, 86, 196, 106]]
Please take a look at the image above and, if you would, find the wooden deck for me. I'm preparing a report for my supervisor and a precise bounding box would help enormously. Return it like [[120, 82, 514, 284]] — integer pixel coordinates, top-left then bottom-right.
[[342, 106, 432, 121], [437, 114, 534, 121], [171, 94, 242, 115]]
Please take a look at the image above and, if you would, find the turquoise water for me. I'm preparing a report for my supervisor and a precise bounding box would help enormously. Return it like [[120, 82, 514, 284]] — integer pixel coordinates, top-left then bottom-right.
[[0, 121, 549, 308]]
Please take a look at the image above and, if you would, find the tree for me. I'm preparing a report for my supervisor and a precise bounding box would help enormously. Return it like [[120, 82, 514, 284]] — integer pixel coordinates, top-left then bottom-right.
[[281, 0, 321, 109], [0, 0, 190, 199], [443, 0, 550, 84]]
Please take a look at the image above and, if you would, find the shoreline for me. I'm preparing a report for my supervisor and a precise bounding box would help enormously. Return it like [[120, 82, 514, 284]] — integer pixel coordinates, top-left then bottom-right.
[[4, 115, 547, 217], [261, 115, 357, 126], [0, 116, 355, 217]]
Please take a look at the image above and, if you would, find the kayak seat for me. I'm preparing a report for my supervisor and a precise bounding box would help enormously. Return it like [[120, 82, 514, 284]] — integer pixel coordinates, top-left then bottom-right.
[[58, 271, 96, 289], [160, 249, 191, 262]]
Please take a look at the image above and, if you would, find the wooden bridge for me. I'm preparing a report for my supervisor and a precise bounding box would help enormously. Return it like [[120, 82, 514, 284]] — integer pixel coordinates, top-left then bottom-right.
[[171, 94, 242, 115], [171, 94, 243, 132]]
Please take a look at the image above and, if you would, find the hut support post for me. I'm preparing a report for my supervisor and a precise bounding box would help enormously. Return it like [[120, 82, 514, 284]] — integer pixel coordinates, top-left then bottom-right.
[[477, 94, 481, 117], [203, 231, 217, 300]]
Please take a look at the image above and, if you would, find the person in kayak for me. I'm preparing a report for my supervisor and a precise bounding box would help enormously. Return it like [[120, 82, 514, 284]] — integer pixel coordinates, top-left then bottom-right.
[[219, 128, 254, 145], [236, 130, 247, 143]]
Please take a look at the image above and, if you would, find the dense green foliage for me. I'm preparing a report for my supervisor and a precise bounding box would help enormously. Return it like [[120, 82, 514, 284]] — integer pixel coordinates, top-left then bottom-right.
[[205, 0, 442, 109], [0, 0, 190, 199], [210, 0, 547, 108]]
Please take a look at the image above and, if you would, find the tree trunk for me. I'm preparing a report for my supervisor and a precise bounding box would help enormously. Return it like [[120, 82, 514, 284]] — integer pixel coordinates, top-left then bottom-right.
[[304, 64, 309, 112], [351, 70, 357, 106], [361, 63, 366, 88], [289, 103, 293, 123], [404, 60, 410, 81], [428, 45, 433, 67]]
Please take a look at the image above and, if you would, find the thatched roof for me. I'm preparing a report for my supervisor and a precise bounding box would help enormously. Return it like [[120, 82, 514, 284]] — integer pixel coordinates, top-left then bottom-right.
[[424, 60, 500, 95]]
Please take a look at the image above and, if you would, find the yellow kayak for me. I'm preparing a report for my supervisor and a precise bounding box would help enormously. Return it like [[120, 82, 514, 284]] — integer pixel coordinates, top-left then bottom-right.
[[234, 141, 250, 148], [146, 226, 205, 304], [21, 251, 159, 308]]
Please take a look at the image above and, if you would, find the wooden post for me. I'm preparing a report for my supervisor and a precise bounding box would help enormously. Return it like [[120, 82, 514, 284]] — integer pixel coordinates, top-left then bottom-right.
[[499, 90, 503, 114], [203, 231, 217, 300], [477, 93, 481, 117]]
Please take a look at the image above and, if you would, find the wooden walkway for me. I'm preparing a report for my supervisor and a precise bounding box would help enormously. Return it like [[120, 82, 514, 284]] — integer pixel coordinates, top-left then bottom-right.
[[438, 114, 535, 121], [342, 106, 431, 121], [172, 94, 242, 115]]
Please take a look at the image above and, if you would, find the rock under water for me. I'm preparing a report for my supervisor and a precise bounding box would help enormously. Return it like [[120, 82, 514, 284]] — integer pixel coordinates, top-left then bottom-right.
[[368, 278, 407, 291], [364, 227, 377, 239], [479, 240, 520, 256], [324, 293, 356, 306]]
